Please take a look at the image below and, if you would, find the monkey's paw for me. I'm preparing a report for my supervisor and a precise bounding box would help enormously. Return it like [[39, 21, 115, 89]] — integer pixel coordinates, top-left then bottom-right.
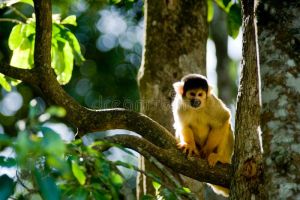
[[177, 142, 199, 157], [207, 153, 220, 167]]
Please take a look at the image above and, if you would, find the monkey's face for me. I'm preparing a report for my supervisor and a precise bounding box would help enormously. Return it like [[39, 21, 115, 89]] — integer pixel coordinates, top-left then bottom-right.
[[183, 88, 207, 109], [173, 74, 211, 109]]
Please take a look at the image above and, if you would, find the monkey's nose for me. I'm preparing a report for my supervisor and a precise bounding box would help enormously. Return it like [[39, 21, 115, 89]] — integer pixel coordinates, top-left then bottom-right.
[[190, 99, 201, 108]]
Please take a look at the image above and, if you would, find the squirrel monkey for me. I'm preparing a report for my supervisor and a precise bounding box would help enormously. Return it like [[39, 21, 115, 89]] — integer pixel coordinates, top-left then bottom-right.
[[172, 74, 234, 197]]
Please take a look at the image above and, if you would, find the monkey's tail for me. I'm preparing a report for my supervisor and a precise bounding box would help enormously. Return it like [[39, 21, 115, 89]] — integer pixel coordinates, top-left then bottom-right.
[[207, 183, 229, 197]]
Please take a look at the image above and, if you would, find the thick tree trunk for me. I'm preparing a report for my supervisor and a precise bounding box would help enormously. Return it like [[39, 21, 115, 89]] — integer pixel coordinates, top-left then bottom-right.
[[137, 0, 208, 198], [257, 0, 300, 198], [230, 0, 264, 199]]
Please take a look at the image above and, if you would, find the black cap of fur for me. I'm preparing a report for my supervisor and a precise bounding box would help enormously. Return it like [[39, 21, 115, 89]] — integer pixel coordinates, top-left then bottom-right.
[[182, 74, 208, 95]]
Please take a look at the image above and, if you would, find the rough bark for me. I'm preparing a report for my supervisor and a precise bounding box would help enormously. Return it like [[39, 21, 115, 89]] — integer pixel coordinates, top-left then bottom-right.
[[137, 0, 208, 198], [0, 0, 232, 192], [230, 0, 264, 199], [257, 0, 300, 199]]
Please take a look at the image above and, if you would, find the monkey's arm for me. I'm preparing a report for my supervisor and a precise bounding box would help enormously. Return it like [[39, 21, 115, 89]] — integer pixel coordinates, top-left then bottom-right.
[[177, 126, 199, 157]]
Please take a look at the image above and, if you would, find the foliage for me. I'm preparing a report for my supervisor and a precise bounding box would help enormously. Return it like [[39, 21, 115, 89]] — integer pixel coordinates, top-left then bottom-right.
[[0, 101, 123, 199], [207, 0, 242, 38], [0, 100, 194, 199], [1, 1, 85, 86]]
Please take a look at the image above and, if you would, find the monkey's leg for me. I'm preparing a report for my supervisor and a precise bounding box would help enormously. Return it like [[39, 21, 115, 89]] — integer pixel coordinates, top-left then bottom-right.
[[205, 123, 232, 167], [177, 126, 199, 157], [200, 128, 223, 159]]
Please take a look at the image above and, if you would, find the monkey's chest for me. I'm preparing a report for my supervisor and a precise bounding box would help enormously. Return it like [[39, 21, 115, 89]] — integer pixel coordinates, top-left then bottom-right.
[[189, 117, 210, 146]]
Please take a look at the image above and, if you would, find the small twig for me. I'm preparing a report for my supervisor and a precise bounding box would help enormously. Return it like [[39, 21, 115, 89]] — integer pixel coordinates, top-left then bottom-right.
[[0, 18, 23, 24], [16, 171, 38, 193], [9, 6, 27, 21]]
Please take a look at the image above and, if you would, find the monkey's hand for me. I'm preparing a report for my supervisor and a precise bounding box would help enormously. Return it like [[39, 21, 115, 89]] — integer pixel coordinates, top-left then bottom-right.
[[207, 153, 220, 167], [177, 141, 199, 157]]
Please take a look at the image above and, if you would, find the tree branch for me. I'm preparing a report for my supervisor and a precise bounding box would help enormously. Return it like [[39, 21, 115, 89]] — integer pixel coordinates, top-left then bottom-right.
[[98, 135, 231, 187], [0, 63, 38, 84]]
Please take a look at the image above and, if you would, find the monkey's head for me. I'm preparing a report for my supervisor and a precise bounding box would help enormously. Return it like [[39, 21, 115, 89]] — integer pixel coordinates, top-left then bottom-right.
[[173, 74, 211, 109]]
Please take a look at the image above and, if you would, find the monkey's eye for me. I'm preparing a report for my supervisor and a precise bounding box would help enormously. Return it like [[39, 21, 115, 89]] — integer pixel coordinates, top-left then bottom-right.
[[198, 93, 203, 97], [190, 92, 196, 96]]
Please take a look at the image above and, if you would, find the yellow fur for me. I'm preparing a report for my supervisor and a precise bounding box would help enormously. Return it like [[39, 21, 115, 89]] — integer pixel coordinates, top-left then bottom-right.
[[172, 75, 234, 197]]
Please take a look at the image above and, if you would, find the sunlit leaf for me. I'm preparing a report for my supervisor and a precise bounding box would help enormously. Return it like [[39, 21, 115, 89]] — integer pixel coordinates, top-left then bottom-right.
[[3, 0, 33, 6], [182, 187, 191, 193], [65, 31, 85, 64], [51, 40, 74, 84], [34, 169, 61, 200], [110, 172, 123, 187], [8, 24, 23, 50], [110, 0, 121, 4], [0, 175, 15, 200], [10, 38, 33, 69], [9, 78, 21, 86], [0, 74, 11, 92], [152, 181, 161, 191], [227, 3, 242, 38], [22, 23, 35, 37], [207, 0, 214, 22], [61, 15, 77, 26], [71, 160, 86, 185], [46, 106, 66, 118]]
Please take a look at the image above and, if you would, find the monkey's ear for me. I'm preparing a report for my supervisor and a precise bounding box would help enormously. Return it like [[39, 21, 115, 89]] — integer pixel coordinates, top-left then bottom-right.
[[173, 82, 184, 95], [207, 85, 213, 96]]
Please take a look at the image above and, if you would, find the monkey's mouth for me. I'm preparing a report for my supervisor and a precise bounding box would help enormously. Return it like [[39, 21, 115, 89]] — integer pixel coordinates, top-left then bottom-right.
[[190, 99, 201, 108]]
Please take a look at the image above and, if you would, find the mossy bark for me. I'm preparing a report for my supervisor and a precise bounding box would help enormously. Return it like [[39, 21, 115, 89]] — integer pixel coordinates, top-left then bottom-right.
[[257, 0, 300, 198]]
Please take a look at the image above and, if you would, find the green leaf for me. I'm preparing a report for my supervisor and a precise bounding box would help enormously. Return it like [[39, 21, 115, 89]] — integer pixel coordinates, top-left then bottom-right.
[[182, 187, 191, 193], [41, 127, 65, 157], [19, 0, 33, 6], [34, 169, 60, 200], [223, 0, 231, 7], [0, 175, 15, 200], [4, 0, 33, 6], [46, 106, 66, 118], [110, 172, 123, 187], [8, 24, 23, 50], [21, 23, 35, 37], [227, 3, 242, 39], [110, 0, 121, 4], [0, 74, 11, 92], [10, 38, 34, 69], [51, 40, 74, 85], [71, 161, 86, 185], [152, 181, 161, 191], [0, 156, 16, 167], [61, 15, 77, 26], [65, 31, 85, 64], [207, 0, 214, 22]]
